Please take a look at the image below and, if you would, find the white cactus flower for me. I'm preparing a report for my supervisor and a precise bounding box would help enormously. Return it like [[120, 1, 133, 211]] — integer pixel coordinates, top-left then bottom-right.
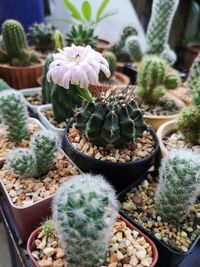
[[47, 44, 111, 89]]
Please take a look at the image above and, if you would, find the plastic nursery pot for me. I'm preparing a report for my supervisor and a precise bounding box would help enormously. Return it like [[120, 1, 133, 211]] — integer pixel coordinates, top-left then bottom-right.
[[122, 63, 138, 84], [62, 121, 160, 193], [27, 215, 158, 267], [118, 171, 200, 267], [0, 59, 44, 89]]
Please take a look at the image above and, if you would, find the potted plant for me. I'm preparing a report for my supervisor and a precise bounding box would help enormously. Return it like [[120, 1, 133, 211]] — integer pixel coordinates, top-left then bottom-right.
[[0, 19, 43, 89], [120, 150, 200, 267], [0, 129, 79, 241], [27, 173, 158, 267], [28, 23, 57, 53], [157, 54, 200, 155], [136, 56, 185, 130]]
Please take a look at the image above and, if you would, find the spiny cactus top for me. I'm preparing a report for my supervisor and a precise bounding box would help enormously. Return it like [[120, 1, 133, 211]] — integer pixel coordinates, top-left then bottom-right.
[[155, 149, 200, 222], [75, 87, 147, 147], [52, 173, 118, 267], [0, 90, 28, 141], [7, 130, 59, 178]]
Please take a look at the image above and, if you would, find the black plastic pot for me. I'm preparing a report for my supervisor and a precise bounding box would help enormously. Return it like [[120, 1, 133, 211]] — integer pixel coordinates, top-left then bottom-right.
[[118, 171, 200, 267], [122, 64, 138, 84], [62, 122, 160, 193]]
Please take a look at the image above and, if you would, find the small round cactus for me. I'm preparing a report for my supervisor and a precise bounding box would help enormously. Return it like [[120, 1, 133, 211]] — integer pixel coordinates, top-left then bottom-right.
[[52, 173, 118, 267], [160, 46, 177, 65], [126, 36, 143, 63], [164, 73, 181, 89], [155, 149, 200, 222]]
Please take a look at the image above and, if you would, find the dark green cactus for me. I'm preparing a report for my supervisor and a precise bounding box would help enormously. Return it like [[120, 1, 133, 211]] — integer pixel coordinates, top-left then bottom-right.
[[75, 88, 147, 147], [42, 54, 54, 104]]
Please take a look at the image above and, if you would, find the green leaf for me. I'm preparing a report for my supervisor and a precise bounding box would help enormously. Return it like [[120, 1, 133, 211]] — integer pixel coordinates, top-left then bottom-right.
[[82, 1, 92, 22], [63, 0, 83, 21], [97, 10, 117, 23], [96, 0, 109, 21]]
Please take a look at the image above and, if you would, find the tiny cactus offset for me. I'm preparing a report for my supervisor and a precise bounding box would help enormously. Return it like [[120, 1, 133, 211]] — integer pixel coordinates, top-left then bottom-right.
[[52, 173, 118, 267], [126, 36, 143, 63], [0, 90, 28, 141], [155, 150, 200, 222]]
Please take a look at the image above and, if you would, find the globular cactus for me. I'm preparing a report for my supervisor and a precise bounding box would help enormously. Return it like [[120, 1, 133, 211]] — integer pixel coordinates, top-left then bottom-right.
[[126, 36, 143, 63], [0, 78, 11, 91], [0, 90, 28, 141], [42, 54, 54, 104], [155, 150, 200, 222], [75, 88, 147, 147], [52, 173, 118, 267], [146, 0, 179, 55], [99, 51, 116, 81], [136, 56, 180, 104], [7, 130, 59, 178], [160, 45, 177, 65], [119, 25, 138, 48]]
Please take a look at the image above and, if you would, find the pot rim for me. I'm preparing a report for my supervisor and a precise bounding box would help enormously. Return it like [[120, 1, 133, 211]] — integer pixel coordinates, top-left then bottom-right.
[[0, 58, 44, 70]]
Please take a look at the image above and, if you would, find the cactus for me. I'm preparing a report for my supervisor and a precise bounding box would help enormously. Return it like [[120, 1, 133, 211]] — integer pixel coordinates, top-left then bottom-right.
[[126, 36, 143, 63], [119, 26, 138, 48], [7, 130, 59, 178], [187, 53, 200, 91], [160, 45, 177, 65], [53, 30, 64, 50], [155, 150, 200, 222], [136, 56, 180, 104], [52, 173, 118, 267], [0, 90, 28, 141], [75, 88, 147, 147], [0, 78, 11, 91], [0, 19, 39, 66], [146, 0, 179, 55], [42, 54, 54, 104], [41, 219, 56, 237], [99, 51, 116, 81]]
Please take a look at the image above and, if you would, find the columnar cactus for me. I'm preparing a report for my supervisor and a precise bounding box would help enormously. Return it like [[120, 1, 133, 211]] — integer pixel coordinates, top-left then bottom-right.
[[136, 56, 180, 104], [7, 130, 59, 178], [75, 88, 147, 147], [146, 0, 179, 55], [0, 90, 28, 141], [52, 173, 118, 267], [155, 150, 200, 222], [126, 36, 143, 63]]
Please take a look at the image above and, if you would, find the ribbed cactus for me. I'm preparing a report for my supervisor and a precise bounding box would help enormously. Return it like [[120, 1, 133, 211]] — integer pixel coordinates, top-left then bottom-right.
[[75, 88, 147, 147], [119, 26, 138, 47], [0, 90, 28, 141], [126, 36, 143, 63], [52, 173, 118, 267], [42, 54, 53, 104], [99, 51, 116, 81], [136, 56, 180, 104], [146, 0, 179, 55], [0, 79, 11, 91], [160, 45, 177, 65], [155, 150, 200, 222], [187, 53, 200, 91], [7, 130, 59, 178], [0, 19, 39, 66]]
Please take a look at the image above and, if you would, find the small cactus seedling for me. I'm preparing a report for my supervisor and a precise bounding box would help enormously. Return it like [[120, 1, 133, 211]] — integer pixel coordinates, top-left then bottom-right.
[[0, 90, 28, 141], [41, 219, 56, 237], [7, 130, 59, 178], [52, 173, 118, 267], [75, 87, 147, 147], [155, 150, 200, 222]]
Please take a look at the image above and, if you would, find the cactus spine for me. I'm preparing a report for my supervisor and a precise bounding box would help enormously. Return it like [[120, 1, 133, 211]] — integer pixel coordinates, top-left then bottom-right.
[[0, 90, 28, 141], [7, 130, 59, 178], [136, 56, 180, 104], [155, 150, 200, 221], [52, 173, 118, 267], [126, 36, 143, 63], [146, 0, 179, 55], [75, 88, 147, 147]]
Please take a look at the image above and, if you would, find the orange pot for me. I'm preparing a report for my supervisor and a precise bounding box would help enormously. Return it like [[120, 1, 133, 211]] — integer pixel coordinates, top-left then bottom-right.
[[0, 59, 44, 89]]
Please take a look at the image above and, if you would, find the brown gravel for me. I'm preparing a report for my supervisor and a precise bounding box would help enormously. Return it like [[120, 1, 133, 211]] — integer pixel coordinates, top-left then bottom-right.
[[42, 110, 66, 129], [25, 94, 44, 106], [121, 173, 200, 253], [0, 121, 39, 159], [31, 219, 154, 267], [163, 130, 200, 153], [0, 152, 79, 207], [67, 126, 156, 163]]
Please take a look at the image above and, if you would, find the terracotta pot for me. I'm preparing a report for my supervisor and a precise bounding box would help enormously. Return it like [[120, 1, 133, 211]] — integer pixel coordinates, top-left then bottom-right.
[[143, 94, 185, 131], [34, 43, 55, 53], [96, 38, 112, 53], [27, 215, 158, 267], [89, 71, 130, 97], [0, 59, 44, 89], [36, 76, 42, 86], [184, 43, 200, 71], [156, 119, 178, 156]]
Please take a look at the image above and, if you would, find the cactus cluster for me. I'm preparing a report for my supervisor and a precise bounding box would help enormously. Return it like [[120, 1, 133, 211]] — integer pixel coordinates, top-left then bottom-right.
[[126, 0, 179, 64], [0, 19, 39, 66], [75, 87, 147, 147], [155, 150, 200, 222], [99, 51, 117, 82], [136, 56, 180, 104], [52, 173, 118, 267], [0, 90, 28, 141], [7, 130, 59, 178]]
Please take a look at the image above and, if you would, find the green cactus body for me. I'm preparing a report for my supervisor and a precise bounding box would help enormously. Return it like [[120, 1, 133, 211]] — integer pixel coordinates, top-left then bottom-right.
[[126, 36, 143, 63], [146, 0, 179, 55], [160, 46, 177, 65], [155, 150, 200, 221], [75, 88, 147, 147], [7, 130, 59, 178], [119, 26, 138, 47], [42, 54, 54, 104], [187, 53, 200, 91], [52, 173, 118, 267], [164, 73, 181, 89], [0, 79, 11, 91], [53, 30, 64, 50], [0, 90, 28, 141]]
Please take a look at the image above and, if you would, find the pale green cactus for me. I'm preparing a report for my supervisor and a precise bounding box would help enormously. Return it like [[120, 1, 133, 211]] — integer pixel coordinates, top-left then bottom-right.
[[126, 36, 143, 63]]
